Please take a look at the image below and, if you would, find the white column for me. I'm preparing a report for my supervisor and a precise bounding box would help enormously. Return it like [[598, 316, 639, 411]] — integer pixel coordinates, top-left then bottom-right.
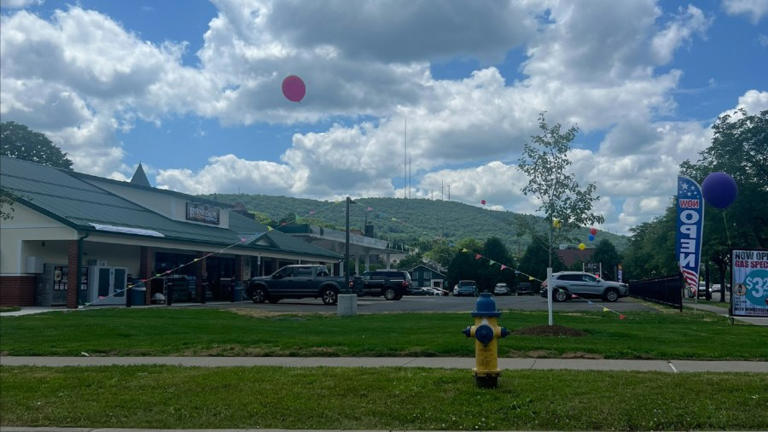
[[365, 254, 371, 272], [386, 253, 391, 270]]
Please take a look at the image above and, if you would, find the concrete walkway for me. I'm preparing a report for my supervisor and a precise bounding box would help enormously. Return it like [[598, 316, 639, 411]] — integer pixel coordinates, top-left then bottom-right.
[[684, 301, 768, 326], [2, 356, 767, 373]]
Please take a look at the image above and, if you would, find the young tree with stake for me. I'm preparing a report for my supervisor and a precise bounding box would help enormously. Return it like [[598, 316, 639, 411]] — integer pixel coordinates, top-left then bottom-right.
[[518, 113, 604, 325]]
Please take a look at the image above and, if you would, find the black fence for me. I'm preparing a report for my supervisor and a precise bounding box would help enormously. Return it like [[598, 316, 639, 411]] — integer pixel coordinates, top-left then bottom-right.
[[629, 273, 683, 311]]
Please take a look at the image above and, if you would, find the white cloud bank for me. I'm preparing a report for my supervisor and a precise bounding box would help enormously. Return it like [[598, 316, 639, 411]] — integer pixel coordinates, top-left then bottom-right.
[[1, 1, 765, 234]]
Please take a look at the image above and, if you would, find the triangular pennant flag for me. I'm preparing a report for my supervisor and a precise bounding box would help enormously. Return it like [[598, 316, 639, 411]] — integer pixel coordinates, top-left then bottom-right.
[[489, 259, 496, 266], [461, 248, 469, 253], [528, 276, 534, 281], [602, 307, 610, 312], [267, 226, 273, 231], [500, 264, 507, 271], [475, 254, 482, 260], [619, 314, 626, 320]]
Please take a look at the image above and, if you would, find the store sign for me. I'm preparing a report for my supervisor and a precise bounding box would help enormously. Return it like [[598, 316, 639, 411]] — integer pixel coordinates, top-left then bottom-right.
[[731, 249, 768, 317], [186, 202, 220, 225]]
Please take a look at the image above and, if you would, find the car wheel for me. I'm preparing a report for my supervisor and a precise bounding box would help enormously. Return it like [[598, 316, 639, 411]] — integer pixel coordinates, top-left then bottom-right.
[[554, 288, 568, 302], [251, 286, 266, 303], [604, 288, 619, 302], [322, 287, 338, 305], [384, 287, 397, 300]]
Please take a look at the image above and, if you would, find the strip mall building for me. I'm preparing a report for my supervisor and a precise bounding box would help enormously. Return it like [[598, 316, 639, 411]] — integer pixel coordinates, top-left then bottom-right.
[[0, 156, 341, 308]]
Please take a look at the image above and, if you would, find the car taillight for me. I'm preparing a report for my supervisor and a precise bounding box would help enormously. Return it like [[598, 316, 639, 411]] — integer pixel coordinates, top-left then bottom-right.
[[402, 280, 409, 287]]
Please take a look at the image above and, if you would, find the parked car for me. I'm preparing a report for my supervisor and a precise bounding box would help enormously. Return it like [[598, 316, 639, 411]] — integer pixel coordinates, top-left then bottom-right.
[[248, 264, 345, 305], [539, 271, 628, 302], [454, 280, 478, 297], [514, 281, 537, 296], [357, 270, 411, 300], [493, 283, 511, 296]]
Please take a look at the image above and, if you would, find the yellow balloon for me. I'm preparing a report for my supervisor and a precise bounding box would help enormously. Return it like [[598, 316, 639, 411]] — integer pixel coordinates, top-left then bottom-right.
[[552, 218, 562, 228], [578, 243, 586, 250]]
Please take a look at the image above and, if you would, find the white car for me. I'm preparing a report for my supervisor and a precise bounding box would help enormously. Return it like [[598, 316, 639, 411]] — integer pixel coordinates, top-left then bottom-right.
[[493, 283, 511, 296]]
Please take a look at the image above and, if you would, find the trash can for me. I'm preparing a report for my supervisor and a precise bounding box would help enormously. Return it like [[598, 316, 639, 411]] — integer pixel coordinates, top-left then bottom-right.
[[232, 281, 244, 302], [130, 285, 146, 306]]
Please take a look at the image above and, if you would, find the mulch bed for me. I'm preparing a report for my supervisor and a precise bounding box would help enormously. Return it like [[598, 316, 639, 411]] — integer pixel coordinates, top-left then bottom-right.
[[512, 325, 587, 337]]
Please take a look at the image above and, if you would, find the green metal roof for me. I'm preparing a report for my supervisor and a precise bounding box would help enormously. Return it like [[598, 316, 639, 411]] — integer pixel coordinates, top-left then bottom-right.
[[0, 156, 340, 260]]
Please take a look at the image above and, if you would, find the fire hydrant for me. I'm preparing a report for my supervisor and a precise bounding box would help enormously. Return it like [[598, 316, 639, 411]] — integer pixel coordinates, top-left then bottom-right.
[[462, 292, 510, 388]]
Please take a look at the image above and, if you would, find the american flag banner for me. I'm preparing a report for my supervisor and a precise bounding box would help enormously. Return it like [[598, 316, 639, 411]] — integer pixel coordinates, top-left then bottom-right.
[[675, 176, 704, 294]]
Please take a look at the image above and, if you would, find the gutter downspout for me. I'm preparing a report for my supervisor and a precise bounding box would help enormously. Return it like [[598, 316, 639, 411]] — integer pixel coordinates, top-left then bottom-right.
[[77, 231, 89, 306]]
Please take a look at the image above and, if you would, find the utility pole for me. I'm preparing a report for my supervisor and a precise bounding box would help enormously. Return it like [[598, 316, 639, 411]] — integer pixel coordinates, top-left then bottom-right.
[[441, 180, 444, 200]]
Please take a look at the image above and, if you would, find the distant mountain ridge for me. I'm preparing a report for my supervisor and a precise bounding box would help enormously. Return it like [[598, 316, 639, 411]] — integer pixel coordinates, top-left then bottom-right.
[[202, 194, 628, 254]]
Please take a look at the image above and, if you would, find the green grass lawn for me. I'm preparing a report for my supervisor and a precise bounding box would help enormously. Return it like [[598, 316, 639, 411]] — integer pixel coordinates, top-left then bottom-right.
[[1, 366, 766, 430], [1, 308, 766, 359]]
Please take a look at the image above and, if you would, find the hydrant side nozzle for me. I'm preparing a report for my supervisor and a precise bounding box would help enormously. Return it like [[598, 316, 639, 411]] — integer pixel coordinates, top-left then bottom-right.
[[500, 327, 510, 338], [462, 326, 472, 337]]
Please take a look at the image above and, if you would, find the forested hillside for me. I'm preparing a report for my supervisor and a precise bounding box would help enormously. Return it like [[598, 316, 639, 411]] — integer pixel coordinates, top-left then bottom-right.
[[203, 194, 628, 254]]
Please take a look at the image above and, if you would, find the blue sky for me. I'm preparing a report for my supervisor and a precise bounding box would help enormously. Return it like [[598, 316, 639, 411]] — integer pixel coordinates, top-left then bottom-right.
[[1, 0, 766, 234]]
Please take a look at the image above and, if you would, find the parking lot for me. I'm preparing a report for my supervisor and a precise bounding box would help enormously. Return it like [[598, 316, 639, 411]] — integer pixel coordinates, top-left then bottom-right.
[[221, 293, 657, 314]]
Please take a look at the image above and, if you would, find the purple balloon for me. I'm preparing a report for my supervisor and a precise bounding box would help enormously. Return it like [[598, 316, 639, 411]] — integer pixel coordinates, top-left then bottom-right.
[[701, 172, 738, 209]]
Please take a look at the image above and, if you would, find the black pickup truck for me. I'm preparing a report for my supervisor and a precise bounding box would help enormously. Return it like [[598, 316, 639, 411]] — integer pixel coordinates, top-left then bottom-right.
[[248, 265, 346, 305]]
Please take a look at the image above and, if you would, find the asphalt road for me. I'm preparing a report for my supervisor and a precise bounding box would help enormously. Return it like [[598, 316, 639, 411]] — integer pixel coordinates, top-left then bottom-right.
[[217, 293, 656, 314]]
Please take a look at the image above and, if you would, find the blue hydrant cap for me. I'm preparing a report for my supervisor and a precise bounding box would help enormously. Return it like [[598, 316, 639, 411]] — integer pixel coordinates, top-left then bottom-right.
[[475, 324, 494, 345], [471, 292, 501, 317]]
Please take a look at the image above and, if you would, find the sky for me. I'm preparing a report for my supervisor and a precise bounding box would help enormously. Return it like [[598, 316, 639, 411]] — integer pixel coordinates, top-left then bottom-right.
[[1, 0, 766, 235]]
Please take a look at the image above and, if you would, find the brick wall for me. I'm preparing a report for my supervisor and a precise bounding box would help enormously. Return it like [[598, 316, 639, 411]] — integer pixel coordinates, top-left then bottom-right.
[[0, 275, 36, 306]]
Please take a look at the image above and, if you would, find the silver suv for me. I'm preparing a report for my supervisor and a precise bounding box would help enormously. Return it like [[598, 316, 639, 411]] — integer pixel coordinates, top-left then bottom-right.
[[540, 271, 628, 302]]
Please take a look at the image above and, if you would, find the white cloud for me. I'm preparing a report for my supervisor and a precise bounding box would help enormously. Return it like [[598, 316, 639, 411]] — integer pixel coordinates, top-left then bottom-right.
[[722, 0, 768, 23], [737, 90, 768, 113], [651, 5, 712, 64], [0, 0, 42, 9], [1, 0, 753, 237]]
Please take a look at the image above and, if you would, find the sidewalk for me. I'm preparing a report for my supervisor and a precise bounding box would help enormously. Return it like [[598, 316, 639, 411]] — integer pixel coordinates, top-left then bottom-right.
[[2, 356, 766, 373], [684, 301, 768, 326]]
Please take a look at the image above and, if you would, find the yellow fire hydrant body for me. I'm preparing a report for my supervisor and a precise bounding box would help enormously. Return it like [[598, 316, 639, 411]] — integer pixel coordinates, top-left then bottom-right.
[[462, 293, 509, 388]]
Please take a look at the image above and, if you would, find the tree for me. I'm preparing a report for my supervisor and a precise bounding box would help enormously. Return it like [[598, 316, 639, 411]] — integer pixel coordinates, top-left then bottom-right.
[[591, 239, 621, 281], [518, 114, 604, 262], [395, 253, 424, 270], [680, 109, 768, 301], [518, 235, 565, 283], [480, 237, 516, 291], [622, 205, 678, 280], [1, 121, 73, 169], [518, 113, 604, 324]]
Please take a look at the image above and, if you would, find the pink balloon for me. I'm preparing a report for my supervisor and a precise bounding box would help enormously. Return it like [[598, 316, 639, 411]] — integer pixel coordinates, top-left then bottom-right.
[[282, 75, 306, 102]]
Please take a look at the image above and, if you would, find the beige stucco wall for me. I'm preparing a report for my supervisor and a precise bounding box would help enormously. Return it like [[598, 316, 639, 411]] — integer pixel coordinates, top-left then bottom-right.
[[85, 179, 230, 229], [1, 203, 76, 274], [82, 242, 141, 276]]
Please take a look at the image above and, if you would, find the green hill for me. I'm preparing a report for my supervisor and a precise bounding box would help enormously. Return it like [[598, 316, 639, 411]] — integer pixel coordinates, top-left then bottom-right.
[[203, 194, 628, 254]]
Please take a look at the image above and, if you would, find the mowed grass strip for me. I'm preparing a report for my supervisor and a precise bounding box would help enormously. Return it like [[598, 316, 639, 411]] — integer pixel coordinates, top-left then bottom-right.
[[1, 366, 766, 430], [1, 308, 766, 359]]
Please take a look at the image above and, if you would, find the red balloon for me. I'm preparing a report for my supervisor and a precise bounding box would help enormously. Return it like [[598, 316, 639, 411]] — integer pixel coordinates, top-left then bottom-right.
[[282, 75, 306, 102], [481, 200, 487, 205], [590, 227, 597, 235]]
